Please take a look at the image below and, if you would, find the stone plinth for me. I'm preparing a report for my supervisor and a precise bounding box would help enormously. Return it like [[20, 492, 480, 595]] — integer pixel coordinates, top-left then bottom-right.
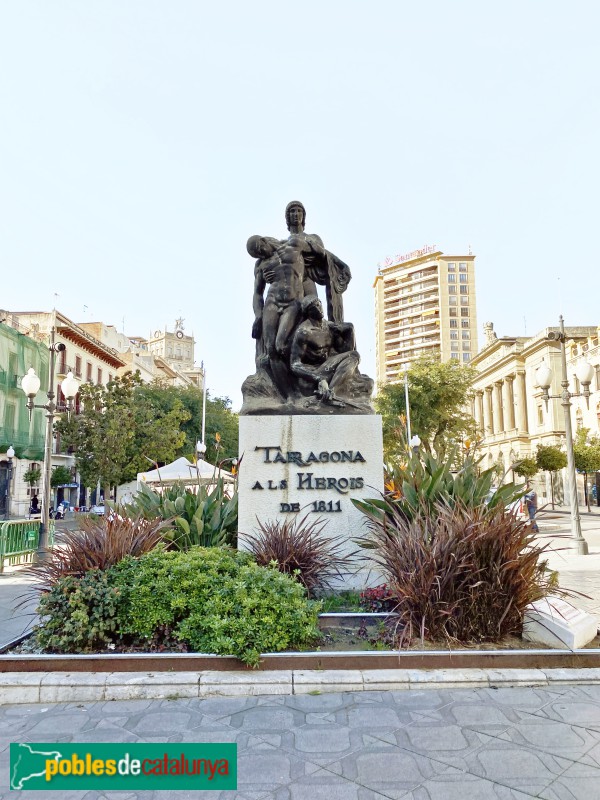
[[238, 415, 384, 589]]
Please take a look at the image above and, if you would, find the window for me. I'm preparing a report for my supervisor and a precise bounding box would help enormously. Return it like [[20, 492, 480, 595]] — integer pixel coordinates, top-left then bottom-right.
[[449, 296, 457, 305], [450, 319, 458, 328], [58, 347, 67, 374], [86, 362, 92, 382], [97, 368, 102, 385], [576, 409, 584, 430], [459, 262, 467, 272], [448, 262, 456, 271], [462, 330, 470, 339], [595, 365, 600, 391], [462, 342, 470, 351], [462, 353, 470, 362], [461, 308, 469, 317], [108, 373, 113, 383], [461, 319, 470, 328], [573, 374, 580, 394], [75, 356, 82, 377], [448, 274, 456, 283], [451, 342, 459, 351], [537, 406, 543, 425], [448, 285, 457, 294], [460, 285, 468, 294], [451, 331, 458, 340], [451, 352, 459, 359], [449, 308, 457, 316], [459, 273, 468, 283], [460, 296, 469, 305]]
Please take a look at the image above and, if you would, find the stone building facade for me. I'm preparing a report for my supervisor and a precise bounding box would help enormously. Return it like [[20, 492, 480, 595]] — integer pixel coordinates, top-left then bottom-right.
[[471, 322, 600, 505]]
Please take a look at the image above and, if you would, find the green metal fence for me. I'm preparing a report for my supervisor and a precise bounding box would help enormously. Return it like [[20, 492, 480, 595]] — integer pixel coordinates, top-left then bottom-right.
[[0, 519, 55, 572]]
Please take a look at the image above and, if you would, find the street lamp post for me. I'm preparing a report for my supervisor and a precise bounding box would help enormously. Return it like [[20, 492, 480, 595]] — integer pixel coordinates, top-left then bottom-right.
[[4, 446, 15, 520], [20, 328, 80, 558], [535, 315, 594, 556]]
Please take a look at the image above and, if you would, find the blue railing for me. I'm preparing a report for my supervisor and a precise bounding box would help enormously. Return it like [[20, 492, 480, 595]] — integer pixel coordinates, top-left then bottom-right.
[[0, 520, 55, 572]]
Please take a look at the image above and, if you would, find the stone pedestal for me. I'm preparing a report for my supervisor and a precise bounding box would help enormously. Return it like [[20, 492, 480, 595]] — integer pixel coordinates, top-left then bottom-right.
[[238, 415, 384, 589]]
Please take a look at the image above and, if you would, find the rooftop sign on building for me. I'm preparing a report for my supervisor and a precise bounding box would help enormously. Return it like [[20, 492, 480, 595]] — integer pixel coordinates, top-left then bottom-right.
[[378, 244, 437, 270]]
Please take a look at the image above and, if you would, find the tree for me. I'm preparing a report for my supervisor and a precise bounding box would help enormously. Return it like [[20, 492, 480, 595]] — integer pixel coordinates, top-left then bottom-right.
[[57, 373, 189, 499], [23, 467, 42, 487], [512, 457, 538, 481], [50, 466, 73, 488], [135, 382, 239, 466], [536, 444, 567, 510], [573, 427, 600, 511], [375, 355, 477, 461]]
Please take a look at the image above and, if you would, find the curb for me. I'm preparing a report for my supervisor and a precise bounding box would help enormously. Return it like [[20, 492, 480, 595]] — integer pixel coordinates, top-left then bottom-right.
[[2, 668, 600, 705]]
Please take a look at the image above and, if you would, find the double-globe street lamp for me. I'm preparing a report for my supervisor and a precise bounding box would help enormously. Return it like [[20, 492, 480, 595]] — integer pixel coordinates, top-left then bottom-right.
[[20, 328, 80, 557], [535, 316, 594, 556]]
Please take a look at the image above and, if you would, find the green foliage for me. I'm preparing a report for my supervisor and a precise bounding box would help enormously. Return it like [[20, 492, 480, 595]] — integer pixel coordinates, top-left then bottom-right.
[[376, 355, 477, 460], [136, 384, 239, 464], [513, 457, 539, 480], [123, 480, 238, 549], [56, 373, 189, 492], [353, 450, 523, 532], [353, 501, 561, 645], [23, 467, 41, 486], [244, 515, 357, 596], [50, 465, 73, 488], [536, 445, 567, 473], [573, 427, 600, 474], [112, 547, 320, 666], [35, 570, 122, 653]]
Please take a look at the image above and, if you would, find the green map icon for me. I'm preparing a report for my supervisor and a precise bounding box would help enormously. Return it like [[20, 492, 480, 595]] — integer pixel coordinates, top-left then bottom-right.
[[11, 743, 63, 790]]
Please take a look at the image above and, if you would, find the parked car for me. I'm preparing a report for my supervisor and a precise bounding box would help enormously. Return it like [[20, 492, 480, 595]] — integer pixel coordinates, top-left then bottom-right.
[[90, 504, 105, 516]]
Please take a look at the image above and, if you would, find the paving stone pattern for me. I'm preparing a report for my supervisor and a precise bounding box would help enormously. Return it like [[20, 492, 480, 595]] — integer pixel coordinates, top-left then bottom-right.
[[1, 684, 600, 799]]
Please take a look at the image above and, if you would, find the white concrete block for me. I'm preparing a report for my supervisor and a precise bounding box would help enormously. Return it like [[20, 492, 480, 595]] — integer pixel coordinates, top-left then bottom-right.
[[0, 673, 42, 704], [542, 668, 600, 684], [362, 669, 411, 690], [406, 669, 489, 688], [238, 415, 384, 589], [523, 598, 598, 650], [293, 669, 363, 693], [486, 669, 548, 687], [40, 674, 106, 703], [199, 670, 292, 697]]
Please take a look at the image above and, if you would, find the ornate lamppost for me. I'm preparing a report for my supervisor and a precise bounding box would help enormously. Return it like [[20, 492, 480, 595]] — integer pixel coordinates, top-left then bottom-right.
[[20, 328, 80, 557], [535, 316, 594, 555]]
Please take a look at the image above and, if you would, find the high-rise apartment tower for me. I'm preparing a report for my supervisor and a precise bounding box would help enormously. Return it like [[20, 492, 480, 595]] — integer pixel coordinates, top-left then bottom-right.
[[374, 245, 478, 386]]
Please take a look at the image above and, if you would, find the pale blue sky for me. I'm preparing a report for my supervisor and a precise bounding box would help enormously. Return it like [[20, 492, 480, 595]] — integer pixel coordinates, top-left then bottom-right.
[[2, 2, 599, 409]]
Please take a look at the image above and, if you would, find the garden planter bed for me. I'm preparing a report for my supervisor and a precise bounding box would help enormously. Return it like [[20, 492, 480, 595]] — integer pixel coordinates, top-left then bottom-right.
[[2, 613, 600, 672]]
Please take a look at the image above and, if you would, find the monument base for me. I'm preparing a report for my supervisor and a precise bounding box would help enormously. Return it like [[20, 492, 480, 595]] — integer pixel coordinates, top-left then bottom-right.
[[238, 415, 384, 590]]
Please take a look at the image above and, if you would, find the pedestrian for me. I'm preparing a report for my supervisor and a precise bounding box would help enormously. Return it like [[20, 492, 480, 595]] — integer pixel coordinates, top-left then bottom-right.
[[525, 485, 539, 532]]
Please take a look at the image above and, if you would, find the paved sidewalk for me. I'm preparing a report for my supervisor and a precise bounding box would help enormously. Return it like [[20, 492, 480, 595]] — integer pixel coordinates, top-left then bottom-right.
[[0, 570, 36, 650], [1, 684, 600, 798]]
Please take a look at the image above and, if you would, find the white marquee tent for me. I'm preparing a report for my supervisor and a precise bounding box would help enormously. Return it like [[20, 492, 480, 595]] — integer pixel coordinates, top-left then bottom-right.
[[136, 456, 234, 488]]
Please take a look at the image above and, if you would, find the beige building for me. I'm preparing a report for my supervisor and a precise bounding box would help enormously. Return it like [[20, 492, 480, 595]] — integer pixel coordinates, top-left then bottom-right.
[[1, 309, 127, 516], [374, 246, 478, 385], [146, 319, 204, 388], [470, 322, 600, 504]]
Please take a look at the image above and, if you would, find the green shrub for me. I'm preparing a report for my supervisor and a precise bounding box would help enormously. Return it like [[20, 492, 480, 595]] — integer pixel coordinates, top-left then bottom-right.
[[35, 570, 122, 653], [123, 480, 238, 549], [112, 547, 320, 666]]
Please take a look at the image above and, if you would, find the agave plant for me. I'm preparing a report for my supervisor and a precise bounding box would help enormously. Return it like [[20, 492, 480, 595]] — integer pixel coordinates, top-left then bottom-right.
[[122, 480, 237, 549], [354, 450, 525, 536]]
